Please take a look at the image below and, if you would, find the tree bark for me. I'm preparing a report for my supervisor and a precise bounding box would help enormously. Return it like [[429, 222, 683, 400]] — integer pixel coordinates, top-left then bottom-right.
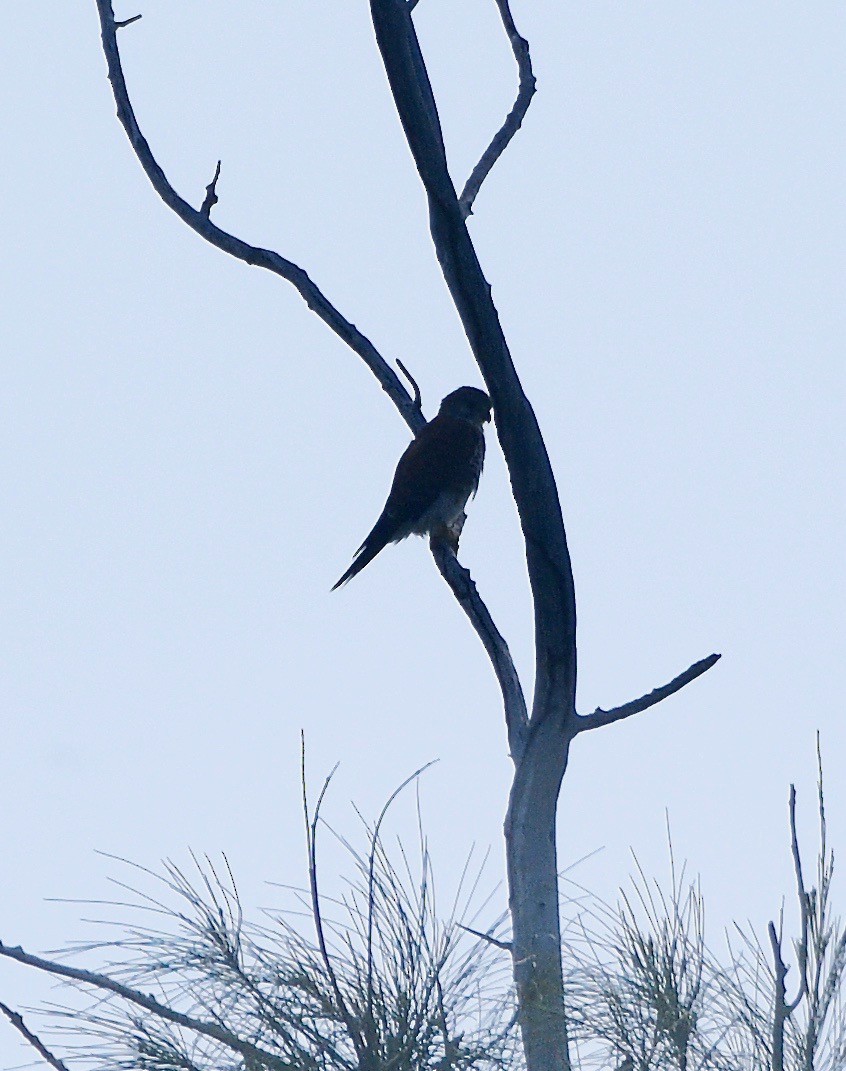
[[506, 722, 574, 1071]]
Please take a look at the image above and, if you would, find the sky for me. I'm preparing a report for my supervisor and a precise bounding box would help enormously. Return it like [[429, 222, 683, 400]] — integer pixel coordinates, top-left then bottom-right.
[[2, 2, 845, 1065]]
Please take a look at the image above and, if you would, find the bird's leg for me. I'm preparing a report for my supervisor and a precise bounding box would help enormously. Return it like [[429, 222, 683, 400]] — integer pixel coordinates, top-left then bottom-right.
[[431, 512, 467, 554]]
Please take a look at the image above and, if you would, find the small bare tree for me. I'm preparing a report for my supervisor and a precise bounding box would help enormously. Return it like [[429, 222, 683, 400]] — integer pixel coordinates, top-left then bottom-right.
[[720, 743, 846, 1071], [1, 4, 722, 1070]]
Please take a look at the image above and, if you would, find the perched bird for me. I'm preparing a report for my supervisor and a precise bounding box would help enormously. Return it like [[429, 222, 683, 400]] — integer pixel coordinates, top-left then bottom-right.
[[332, 386, 492, 589]]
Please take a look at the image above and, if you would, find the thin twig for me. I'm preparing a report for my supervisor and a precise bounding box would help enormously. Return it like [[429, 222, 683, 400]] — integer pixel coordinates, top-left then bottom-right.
[[396, 357, 423, 416], [0, 1001, 71, 1071], [200, 159, 221, 219], [458, 0, 536, 218], [0, 941, 292, 1070], [575, 653, 721, 734], [365, 761, 438, 1029], [115, 13, 142, 28], [300, 739, 363, 1059], [458, 923, 512, 953]]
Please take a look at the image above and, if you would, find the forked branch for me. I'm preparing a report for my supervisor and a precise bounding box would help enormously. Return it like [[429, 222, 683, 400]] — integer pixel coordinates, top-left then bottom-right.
[[93, 0, 523, 740], [368, 11, 576, 1067], [459, 0, 536, 219], [94, 0, 417, 429], [766, 754, 845, 1070], [786, 783, 810, 1013], [768, 916, 791, 1071], [575, 653, 721, 734], [369, 0, 576, 731]]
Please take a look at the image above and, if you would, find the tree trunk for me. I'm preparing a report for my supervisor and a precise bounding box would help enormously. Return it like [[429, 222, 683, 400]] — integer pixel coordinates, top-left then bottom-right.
[[367, 5, 579, 1070], [506, 720, 573, 1071]]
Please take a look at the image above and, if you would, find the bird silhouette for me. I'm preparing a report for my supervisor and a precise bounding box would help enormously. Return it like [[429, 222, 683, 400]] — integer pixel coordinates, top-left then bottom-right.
[[332, 386, 491, 589]]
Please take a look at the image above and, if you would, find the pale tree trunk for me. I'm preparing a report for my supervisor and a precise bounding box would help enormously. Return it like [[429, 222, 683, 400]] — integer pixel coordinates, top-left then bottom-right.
[[506, 729, 574, 1071]]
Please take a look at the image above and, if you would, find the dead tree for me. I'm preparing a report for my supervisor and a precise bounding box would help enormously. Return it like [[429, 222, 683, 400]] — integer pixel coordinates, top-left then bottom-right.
[[1, 4, 719, 1070]]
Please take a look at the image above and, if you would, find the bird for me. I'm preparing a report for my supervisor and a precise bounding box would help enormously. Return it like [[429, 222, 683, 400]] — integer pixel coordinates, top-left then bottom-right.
[[332, 386, 492, 589]]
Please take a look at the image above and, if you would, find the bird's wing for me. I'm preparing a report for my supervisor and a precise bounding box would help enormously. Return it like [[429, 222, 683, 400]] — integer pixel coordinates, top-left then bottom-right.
[[331, 415, 483, 590], [383, 414, 484, 520]]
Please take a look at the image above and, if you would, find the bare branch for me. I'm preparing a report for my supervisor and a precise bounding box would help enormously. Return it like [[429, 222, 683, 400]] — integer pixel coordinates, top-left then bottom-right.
[[0, 1001, 71, 1071], [459, 0, 536, 219], [0, 941, 293, 1070], [94, 0, 419, 431], [115, 13, 142, 28], [94, 1, 523, 748], [396, 357, 423, 416], [458, 924, 512, 953], [431, 543, 529, 761], [768, 918, 789, 1071], [786, 783, 811, 1014], [200, 159, 221, 219], [575, 653, 721, 734]]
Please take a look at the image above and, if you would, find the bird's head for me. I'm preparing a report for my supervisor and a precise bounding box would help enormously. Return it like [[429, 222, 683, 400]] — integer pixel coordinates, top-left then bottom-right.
[[438, 386, 492, 424]]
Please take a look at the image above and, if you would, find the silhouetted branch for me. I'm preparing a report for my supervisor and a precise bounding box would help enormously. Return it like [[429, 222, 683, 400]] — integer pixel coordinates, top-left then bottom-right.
[[459, 0, 536, 218], [396, 357, 423, 416], [114, 13, 141, 28], [94, 0, 417, 429], [431, 544, 529, 761], [301, 746, 363, 1060], [768, 918, 790, 1071], [369, 0, 575, 719], [94, 0, 521, 758], [786, 783, 810, 1014], [0, 1001, 71, 1071], [0, 941, 292, 1070], [458, 924, 512, 953], [575, 653, 721, 734], [200, 159, 221, 219]]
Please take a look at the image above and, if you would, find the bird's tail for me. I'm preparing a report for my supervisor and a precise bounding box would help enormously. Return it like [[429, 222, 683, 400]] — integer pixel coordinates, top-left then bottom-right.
[[331, 514, 394, 590]]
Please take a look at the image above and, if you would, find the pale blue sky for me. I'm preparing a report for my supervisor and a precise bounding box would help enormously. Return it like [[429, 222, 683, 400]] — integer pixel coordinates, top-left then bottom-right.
[[2, 3, 845, 1064]]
